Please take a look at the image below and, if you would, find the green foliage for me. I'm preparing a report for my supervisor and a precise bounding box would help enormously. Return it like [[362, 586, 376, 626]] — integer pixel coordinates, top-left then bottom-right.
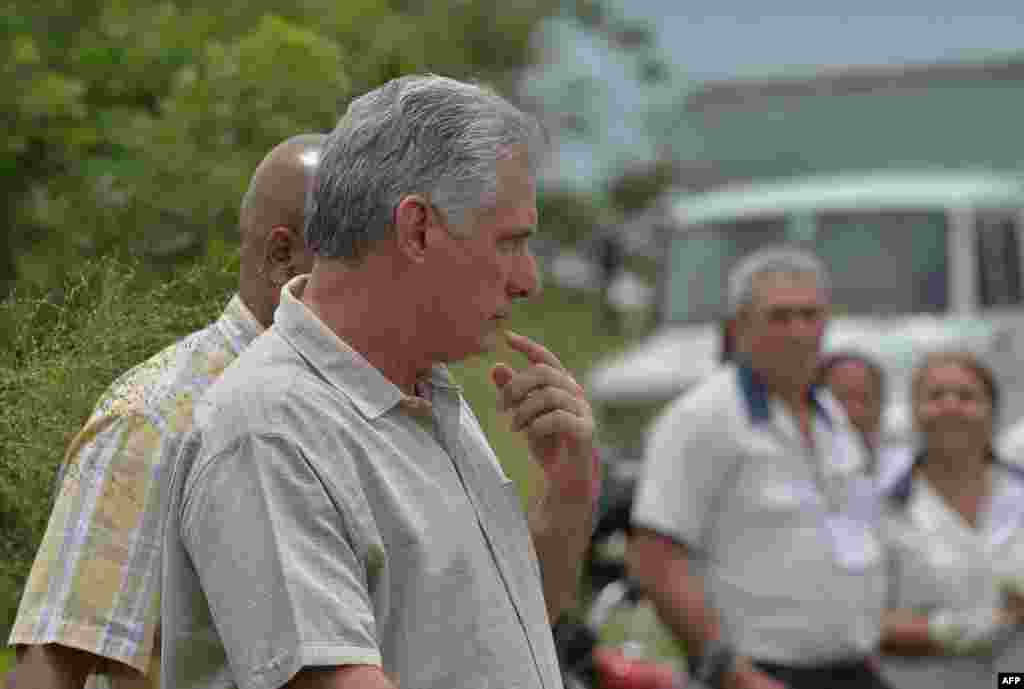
[[2, 0, 556, 297], [0, 249, 237, 638], [537, 187, 610, 246], [606, 159, 677, 214]]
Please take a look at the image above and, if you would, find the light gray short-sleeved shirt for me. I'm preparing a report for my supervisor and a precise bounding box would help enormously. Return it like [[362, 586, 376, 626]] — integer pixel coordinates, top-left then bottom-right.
[[632, 363, 887, 665], [881, 461, 1024, 688], [161, 276, 562, 689]]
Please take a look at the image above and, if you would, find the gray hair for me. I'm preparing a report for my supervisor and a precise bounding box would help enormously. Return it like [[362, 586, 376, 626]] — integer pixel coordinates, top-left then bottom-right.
[[727, 246, 829, 315], [305, 74, 546, 261]]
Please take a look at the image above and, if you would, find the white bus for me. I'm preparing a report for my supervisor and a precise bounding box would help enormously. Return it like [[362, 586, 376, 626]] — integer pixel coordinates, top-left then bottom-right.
[[588, 170, 1024, 461]]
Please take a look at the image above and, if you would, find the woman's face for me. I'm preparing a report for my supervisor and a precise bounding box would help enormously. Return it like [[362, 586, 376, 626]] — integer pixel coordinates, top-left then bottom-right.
[[825, 360, 883, 441], [914, 363, 994, 453]]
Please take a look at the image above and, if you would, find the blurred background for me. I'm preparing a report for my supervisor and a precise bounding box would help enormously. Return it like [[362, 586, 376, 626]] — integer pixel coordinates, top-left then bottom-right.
[[4, 0, 1024, 664]]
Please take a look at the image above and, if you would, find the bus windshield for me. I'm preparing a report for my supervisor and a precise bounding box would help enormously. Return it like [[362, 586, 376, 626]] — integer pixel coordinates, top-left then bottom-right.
[[665, 210, 949, 322]]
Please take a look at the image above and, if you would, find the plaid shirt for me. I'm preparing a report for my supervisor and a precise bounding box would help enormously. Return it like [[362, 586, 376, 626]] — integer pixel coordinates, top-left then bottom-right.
[[9, 295, 263, 688]]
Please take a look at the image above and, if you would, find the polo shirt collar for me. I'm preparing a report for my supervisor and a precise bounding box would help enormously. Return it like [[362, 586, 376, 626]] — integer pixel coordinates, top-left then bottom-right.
[[217, 293, 266, 355], [887, 455, 918, 506], [273, 275, 459, 420], [736, 361, 832, 428], [888, 449, 1024, 507]]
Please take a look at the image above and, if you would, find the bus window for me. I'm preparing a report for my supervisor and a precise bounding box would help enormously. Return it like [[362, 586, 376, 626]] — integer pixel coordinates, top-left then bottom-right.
[[666, 217, 787, 322], [815, 211, 948, 315], [976, 213, 1023, 308], [666, 211, 948, 322]]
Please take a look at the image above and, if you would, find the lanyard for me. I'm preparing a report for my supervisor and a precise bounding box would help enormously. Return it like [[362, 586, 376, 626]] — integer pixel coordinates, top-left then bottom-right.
[[792, 413, 853, 515]]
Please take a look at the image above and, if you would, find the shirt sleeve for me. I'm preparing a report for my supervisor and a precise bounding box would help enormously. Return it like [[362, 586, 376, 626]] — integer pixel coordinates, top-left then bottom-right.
[[180, 432, 380, 689], [9, 411, 163, 675], [630, 392, 738, 554]]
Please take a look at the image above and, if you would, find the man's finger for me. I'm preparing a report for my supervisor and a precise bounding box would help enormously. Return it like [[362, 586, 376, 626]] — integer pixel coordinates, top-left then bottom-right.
[[505, 331, 565, 370], [498, 364, 570, 410], [511, 387, 583, 432], [491, 363, 515, 390], [524, 409, 592, 444]]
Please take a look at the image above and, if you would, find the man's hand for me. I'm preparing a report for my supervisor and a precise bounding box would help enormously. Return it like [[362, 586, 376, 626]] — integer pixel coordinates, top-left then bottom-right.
[[1003, 585, 1024, 625], [724, 657, 788, 689], [591, 647, 681, 689], [492, 330, 598, 619], [10, 644, 100, 689], [491, 330, 597, 503]]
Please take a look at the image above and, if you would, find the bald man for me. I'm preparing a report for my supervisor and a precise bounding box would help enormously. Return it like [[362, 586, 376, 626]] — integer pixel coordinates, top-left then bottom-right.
[[6, 134, 323, 689]]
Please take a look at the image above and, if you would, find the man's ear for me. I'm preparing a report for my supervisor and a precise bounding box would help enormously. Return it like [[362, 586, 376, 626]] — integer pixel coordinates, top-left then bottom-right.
[[730, 310, 752, 352], [726, 315, 740, 340], [264, 226, 304, 286], [393, 195, 435, 263]]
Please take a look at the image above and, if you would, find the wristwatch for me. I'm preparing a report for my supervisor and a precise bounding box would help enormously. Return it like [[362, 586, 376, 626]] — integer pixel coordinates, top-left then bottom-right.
[[690, 638, 736, 689]]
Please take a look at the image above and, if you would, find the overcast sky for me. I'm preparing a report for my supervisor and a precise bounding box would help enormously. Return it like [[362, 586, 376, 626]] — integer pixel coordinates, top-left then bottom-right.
[[630, 0, 1024, 79], [527, 0, 1024, 193]]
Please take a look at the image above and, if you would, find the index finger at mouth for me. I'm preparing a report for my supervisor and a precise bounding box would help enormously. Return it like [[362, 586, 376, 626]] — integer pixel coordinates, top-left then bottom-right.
[[505, 331, 564, 370]]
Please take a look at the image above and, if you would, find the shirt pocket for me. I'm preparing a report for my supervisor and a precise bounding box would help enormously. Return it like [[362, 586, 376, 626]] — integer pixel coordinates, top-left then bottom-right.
[[751, 477, 822, 512]]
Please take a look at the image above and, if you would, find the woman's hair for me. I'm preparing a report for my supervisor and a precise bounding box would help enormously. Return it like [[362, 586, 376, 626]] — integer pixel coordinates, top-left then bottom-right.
[[910, 349, 999, 416]]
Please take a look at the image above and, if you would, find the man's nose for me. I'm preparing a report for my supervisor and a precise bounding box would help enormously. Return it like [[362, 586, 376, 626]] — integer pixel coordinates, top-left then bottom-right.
[[509, 252, 540, 299], [936, 393, 964, 409], [792, 314, 824, 337]]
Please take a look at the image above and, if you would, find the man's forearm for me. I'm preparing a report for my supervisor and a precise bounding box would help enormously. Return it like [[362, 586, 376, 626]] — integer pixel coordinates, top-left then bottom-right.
[[640, 565, 723, 657], [626, 533, 723, 657], [11, 644, 99, 689], [528, 486, 594, 621], [627, 533, 787, 689]]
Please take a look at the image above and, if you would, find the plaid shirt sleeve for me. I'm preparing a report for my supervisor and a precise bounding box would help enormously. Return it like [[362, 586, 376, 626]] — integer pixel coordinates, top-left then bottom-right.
[[9, 405, 168, 677], [8, 297, 258, 686]]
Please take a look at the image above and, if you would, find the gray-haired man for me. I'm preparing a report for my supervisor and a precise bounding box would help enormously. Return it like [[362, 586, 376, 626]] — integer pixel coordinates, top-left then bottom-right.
[[161, 75, 600, 689], [627, 247, 892, 689]]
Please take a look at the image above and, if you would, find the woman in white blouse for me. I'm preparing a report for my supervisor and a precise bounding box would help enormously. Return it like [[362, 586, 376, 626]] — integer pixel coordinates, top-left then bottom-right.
[[881, 350, 1024, 688]]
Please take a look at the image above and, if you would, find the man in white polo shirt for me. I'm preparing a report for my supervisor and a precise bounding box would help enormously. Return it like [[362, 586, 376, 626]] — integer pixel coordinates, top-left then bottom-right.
[[627, 247, 891, 689]]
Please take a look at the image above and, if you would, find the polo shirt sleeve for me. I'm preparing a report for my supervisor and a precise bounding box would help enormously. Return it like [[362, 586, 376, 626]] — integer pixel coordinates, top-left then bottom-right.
[[631, 392, 738, 553], [180, 432, 380, 689]]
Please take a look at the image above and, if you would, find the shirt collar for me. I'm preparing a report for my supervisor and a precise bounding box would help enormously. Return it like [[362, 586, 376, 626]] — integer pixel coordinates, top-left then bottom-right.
[[736, 361, 832, 428], [886, 449, 1024, 506], [887, 456, 917, 506], [272, 275, 460, 421], [217, 293, 266, 355]]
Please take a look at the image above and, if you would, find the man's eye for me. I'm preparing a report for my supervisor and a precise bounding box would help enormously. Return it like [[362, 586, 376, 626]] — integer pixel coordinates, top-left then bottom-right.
[[500, 236, 528, 252]]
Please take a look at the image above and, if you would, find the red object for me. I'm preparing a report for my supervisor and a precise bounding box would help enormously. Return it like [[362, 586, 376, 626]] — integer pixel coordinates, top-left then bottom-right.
[[591, 447, 604, 504], [592, 646, 686, 689]]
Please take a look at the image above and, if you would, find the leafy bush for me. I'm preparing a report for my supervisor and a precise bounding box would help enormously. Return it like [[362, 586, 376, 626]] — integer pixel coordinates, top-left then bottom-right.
[[2, 0, 558, 297], [0, 247, 237, 637]]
